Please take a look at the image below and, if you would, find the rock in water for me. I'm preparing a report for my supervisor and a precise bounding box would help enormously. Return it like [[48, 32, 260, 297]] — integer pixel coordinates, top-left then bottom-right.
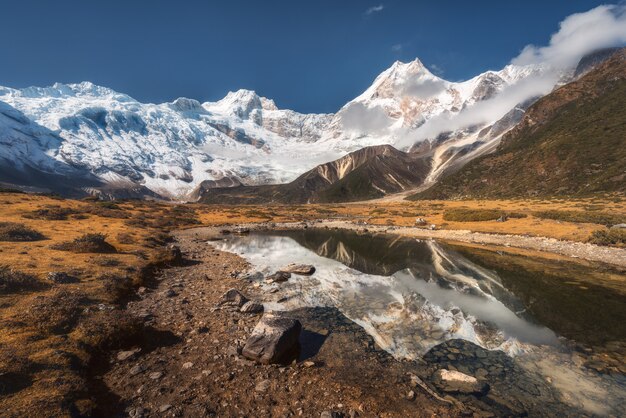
[[433, 369, 489, 395], [240, 301, 264, 314], [219, 288, 249, 307], [266, 271, 291, 283], [242, 314, 302, 364], [280, 264, 315, 275]]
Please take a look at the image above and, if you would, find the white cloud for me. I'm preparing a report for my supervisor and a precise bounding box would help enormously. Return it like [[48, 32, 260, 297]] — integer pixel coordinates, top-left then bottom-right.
[[512, 4, 626, 68], [365, 4, 384, 15], [428, 64, 444, 76], [395, 71, 561, 147], [340, 102, 394, 134], [391, 43, 403, 52]]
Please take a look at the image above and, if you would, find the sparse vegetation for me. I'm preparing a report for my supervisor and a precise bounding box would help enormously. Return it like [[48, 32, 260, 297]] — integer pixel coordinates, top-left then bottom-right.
[[76, 309, 142, 352], [0, 265, 45, 293], [51, 233, 117, 253], [534, 210, 623, 226], [0, 222, 45, 241], [22, 205, 77, 220], [588, 228, 626, 247], [99, 273, 134, 303], [23, 289, 89, 334], [443, 208, 527, 222]]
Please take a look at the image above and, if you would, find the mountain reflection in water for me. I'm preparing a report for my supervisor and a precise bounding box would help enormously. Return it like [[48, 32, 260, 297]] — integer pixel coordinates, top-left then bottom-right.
[[213, 229, 563, 356]]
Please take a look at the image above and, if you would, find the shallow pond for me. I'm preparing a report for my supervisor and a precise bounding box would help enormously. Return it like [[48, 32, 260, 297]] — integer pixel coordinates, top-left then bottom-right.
[[210, 228, 626, 415]]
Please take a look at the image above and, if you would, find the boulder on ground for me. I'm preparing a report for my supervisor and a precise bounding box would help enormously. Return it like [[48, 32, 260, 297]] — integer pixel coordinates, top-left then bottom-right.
[[219, 288, 249, 307], [233, 227, 250, 234], [240, 301, 264, 314], [415, 218, 427, 226], [242, 314, 302, 364], [280, 264, 315, 275], [611, 223, 626, 229], [433, 369, 489, 395]]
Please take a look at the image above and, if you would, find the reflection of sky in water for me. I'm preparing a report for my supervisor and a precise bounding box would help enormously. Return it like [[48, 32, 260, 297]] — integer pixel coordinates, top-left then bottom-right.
[[211, 234, 558, 357], [211, 233, 626, 415]]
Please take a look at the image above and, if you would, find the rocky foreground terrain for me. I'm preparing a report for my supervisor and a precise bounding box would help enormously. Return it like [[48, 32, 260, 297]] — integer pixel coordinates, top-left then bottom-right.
[[94, 225, 624, 417], [98, 228, 461, 417]]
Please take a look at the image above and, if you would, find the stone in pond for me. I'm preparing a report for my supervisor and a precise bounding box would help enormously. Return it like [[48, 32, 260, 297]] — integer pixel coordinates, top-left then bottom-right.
[[242, 314, 302, 364], [280, 264, 315, 275], [266, 271, 291, 283]]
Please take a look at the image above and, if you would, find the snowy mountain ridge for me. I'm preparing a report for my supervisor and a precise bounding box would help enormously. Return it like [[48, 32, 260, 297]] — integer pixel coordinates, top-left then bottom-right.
[[0, 56, 580, 199]]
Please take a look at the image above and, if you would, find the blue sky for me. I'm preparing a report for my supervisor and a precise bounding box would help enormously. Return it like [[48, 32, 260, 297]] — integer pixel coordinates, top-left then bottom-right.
[[0, 0, 618, 113]]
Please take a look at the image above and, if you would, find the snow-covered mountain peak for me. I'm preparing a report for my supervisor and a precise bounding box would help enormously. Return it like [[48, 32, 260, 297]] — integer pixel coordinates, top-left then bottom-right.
[[204, 89, 278, 119], [170, 97, 205, 113], [0, 47, 600, 200], [355, 57, 444, 103], [9, 81, 133, 102]]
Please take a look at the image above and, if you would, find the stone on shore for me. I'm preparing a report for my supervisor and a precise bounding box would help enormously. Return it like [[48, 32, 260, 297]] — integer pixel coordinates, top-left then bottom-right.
[[240, 301, 264, 314], [242, 314, 302, 364], [219, 288, 249, 307]]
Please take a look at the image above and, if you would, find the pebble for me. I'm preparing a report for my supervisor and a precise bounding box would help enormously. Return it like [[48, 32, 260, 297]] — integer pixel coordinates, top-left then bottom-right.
[[159, 404, 172, 413], [129, 364, 145, 376], [182, 362, 194, 369], [255, 379, 271, 392], [149, 371, 163, 380]]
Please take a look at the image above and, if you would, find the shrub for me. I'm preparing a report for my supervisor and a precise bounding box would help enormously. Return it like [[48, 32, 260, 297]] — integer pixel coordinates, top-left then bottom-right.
[[85, 202, 129, 219], [443, 209, 527, 222], [92, 257, 122, 267], [0, 349, 35, 395], [0, 265, 45, 293], [116, 232, 135, 244], [99, 273, 134, 303], [533, 210, 623, 226], [588, 228, 626, 247], [51, 233, 117, 253], [0, 222, 45, 241], [76, 309, 142, 352], [22, 206, 77, 221], [24, 289, 89, 334]]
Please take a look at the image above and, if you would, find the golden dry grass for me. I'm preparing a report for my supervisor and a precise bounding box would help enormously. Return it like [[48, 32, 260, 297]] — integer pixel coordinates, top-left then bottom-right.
[[0, 191, 623, 415], [194, 196, 626, 242], [0, 194, 196, 416]]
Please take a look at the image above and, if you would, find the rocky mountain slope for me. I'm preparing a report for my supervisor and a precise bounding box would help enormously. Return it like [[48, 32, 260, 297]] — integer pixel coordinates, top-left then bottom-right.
[[0, 52, 574, 200], [410, 48, 626, 199], [199, 144, 430, 203]]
